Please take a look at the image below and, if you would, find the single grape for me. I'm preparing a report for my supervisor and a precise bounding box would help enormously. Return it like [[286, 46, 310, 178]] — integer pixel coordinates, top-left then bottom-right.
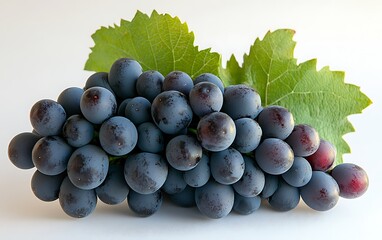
[[282, 157, 312, 187], [124, 96, 151, 125], [108, 58, 142, 99], [136, 70, 164, 102], [196, 112, 236, 152], [59, 177, 97, 218], [255, 138, 294, 175], [260, 173, 279, 199], [193, 73, 224, 94], [57, 87, 84, 116], [80, 86, 117, 124], [195, 180, 235, 219], [221, 84, 262, 119], [32, 136, 72, 175], [117, 98, 132, 116], [151, 90, 193, 134], [99, 116, 138, 156], [128, 190, 163, 217], [300, 171, 340, 211], [31, 170, 66, 202], [306, 139, 336, 171], [210, 147, 245, 185], [8, 132, 40, 169], [285, 124, 320, 157], [62, 114, 94, 148], [137, 122, 165, 153], [96, 164, 130, 205], [233, 118, 262, 153], [268, 179, 300, 211], [233, 156, 265, 197], [124, 152, 168, 194], [161, 166, 187, 194], [30, 99, 66, 136], [189, 82, 223, 117], [84, 72, 114, 94], [233, 193, 261, 215], [183, 152, 210, 187], [165, 135, 202, 171], [331, 163, 369, 199], [257, 105, 294, 140], [67, 145, 109, 190], [162, 71, 193, 96], [168, 185, 196, 208]]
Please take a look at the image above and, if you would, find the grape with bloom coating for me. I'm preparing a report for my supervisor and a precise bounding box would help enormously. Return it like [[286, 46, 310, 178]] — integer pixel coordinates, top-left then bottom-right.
[[331, 163, 369, 199], [197, 112, 236, 152]]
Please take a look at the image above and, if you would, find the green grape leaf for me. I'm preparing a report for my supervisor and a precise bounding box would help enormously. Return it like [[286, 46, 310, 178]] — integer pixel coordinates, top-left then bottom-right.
[[85, 10, 221, 78], [221, 29, 372, 164]]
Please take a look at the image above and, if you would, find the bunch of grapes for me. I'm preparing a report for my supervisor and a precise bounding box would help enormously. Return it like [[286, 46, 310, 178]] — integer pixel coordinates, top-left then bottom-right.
[[8, 58, 369, 219]]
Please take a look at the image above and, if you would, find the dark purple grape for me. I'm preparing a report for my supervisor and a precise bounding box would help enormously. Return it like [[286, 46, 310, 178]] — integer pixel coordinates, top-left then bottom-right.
[[197, 112, 236, 152], [136, 70, 164, 102], [281, 157, 312, 187], [268, 179, 300, 211], [285, 124, 320, 157], [189, 82, 223, 117], [260, 173, 279, 199], [31, 170, 66, 202], [233, 193, 261, 215], [300, 171, 339, 211], [222, 84, 262, 119], [233, 118, 262, 153], [127, 190, 163, 217], [30, 99, 67, 136], [194, 73, 224, 94], [8, 132, 40, 169], [163, 71, 193, 96], [84, 72, 114, 94], [257, 105, 294, 140], [165, 135, 202, 171], [255, 138, 294, 175], [233, 156, 265, 197], [210, 147, 245, 185], [331, 163, 369, 199]]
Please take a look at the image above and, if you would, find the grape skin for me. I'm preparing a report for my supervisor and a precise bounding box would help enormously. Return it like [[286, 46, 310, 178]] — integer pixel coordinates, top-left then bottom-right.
[[137, 122, 165, 153], [257, 105, 294, 140], [80, 86, 117, 124], [62, 114, 94, 148], [99, 116, 138, 156], [183, 153, 210, 187], [268, 179, 300, 212], [222, 84, 262, 120], [57, 87, 84, 116], [30, 99, 67, 136], [96, 164, 130, 205], [165, 135, 202, 171], [331, 163, 369, 199], [193, 73, 225, 94], [168, 185, 196, 208], [31, 170, 66, 202], [233, 118, 262, 153], [59, 177, 97, 218], [84, 72, 114, 94], [189, 82, 223, 117], [233, 193, 261, 215], [124, 96, 152, 125], [136, 70, 164, 102], [67, 145, 109, 190], [255, 138, 294, 175], [196, 112, 236, 152], [233, 156, 265, 197], [128, 190, 163, 217], [285, 124, 320, 157], [8, 132, 40, 169], [161, 166, 187, 194], [108, 58, 143, 99], [162, 71, 194, 96], [210, 147, 245, 185], [306, 139, 336, 171], [195, 180, 235, 219], [124, 152, 168, 195], [32, 136, 72, 176], [260, 173, 279, 199], [281, 157, 312, 187], [151, 90, 193, 135], [300, 171, 340, 211]]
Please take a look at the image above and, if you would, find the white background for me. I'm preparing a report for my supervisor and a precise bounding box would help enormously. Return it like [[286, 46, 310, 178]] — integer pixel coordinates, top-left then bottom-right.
[[0, 0, 381, 239]]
